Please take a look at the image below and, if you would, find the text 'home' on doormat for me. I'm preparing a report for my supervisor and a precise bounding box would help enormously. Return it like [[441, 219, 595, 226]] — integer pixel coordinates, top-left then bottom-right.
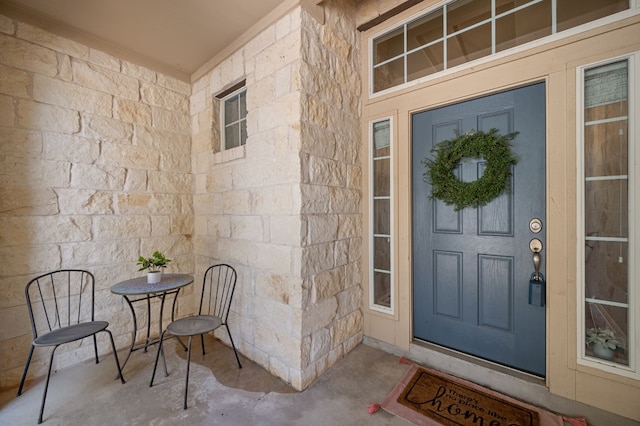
[[382, 364, 564, 426]]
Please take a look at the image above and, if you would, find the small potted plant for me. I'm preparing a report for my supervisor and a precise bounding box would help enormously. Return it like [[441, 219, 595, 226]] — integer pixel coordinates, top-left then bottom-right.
[[586, 327, 626, 361], [137, 251, 171, 284]]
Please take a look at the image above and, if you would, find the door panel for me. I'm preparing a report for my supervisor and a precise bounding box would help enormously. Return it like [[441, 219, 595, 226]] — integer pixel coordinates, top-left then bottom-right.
[[412, 83, 546, 376]]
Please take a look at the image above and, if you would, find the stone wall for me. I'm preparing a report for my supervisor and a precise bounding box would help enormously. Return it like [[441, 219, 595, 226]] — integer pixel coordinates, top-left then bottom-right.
[[191, 6, 307, 389], [298, 0, 362, 388], [191, 0, 361, 390], [0, 14, 193, 389], [0, 0, 361, 392]]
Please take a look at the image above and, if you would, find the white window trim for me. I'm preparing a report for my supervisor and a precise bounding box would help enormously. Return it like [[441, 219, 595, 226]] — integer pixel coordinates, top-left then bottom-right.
[[368, 1, 640, 98], [220, 86, 247, 151], [576, 52, 639, 379], [369, 116, 395, 315]]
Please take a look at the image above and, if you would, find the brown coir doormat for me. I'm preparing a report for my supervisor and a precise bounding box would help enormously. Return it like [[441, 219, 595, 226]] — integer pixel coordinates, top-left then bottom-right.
[[382, 364, 564, 426]]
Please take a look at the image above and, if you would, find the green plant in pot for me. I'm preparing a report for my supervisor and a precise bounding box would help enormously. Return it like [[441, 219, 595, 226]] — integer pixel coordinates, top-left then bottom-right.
[[586, 327, 625, 361], [137, 251, 171, 284]]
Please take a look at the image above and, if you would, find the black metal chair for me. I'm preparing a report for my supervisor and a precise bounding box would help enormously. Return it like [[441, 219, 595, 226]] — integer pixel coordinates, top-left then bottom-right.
[[150, 263, 242, 409], [17, 270, 125, 424]]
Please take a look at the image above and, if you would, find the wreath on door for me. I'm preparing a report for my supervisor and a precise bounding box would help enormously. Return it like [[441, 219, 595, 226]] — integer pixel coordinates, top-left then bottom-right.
[[422, 128, 519, 211]]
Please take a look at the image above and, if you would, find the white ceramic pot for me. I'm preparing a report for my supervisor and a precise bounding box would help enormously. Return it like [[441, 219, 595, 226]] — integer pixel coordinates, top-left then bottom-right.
[[592, 343, 615, 361], [147, 271, 162, 284]]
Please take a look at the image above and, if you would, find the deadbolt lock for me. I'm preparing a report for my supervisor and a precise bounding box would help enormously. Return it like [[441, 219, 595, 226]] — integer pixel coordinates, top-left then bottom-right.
[[529, 218, 542, 233]]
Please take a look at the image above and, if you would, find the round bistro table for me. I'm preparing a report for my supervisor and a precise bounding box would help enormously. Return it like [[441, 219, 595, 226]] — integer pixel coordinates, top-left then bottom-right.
[[111, 273, 193, 372]]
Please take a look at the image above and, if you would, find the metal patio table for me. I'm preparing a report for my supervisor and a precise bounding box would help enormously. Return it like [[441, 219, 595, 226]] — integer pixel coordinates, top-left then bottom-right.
[[111, 273, 193, 371]]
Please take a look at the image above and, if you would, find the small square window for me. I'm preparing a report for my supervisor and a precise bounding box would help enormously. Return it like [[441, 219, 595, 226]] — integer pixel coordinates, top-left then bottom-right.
[[216, 82, 247, 151]]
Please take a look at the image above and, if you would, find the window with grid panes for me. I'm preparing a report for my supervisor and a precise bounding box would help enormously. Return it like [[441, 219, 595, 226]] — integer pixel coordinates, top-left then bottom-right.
[[580, 57, 638, 377], [370, 118, 393, 312], [222, 87, 247, 150], [372, 0, 630, 93]]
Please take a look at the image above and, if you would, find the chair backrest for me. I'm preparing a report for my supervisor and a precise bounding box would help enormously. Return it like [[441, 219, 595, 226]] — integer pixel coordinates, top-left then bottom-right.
[[24, 270, 96, 339], [199, 264, 237, 323]]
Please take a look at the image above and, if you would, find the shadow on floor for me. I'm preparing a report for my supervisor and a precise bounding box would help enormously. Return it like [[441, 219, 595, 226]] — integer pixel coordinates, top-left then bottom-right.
[[167, 336, 295, 395]]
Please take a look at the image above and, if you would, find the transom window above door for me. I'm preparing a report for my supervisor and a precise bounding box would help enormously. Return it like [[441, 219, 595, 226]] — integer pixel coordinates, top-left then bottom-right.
[[370, 0, 630, 94]]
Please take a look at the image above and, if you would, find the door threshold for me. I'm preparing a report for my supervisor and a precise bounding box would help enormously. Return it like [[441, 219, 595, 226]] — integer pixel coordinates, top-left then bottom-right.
[[363, 336, 550, 409], [408, 339, 555, 410], [411, 339, 546, 385]]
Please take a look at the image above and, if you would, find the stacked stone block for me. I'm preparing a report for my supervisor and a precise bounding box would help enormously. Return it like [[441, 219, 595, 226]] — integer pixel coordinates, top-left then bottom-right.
[[0, 0, 362, 392], [0, 15, 193, 389], [298, 0, 362, 389], [191, 0, 362, 390]]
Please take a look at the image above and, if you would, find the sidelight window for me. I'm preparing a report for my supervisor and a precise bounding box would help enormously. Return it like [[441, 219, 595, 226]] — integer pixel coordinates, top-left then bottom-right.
[[370, 118, 394, 313], [578, 55, 638, 378]]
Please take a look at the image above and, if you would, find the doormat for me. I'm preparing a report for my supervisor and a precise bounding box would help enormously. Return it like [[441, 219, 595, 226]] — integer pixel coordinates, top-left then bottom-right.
[[381, 364, 564, 426]]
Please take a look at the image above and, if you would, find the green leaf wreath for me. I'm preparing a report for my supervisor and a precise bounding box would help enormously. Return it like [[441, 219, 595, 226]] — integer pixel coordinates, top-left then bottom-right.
[[422, 128, 519, 211]]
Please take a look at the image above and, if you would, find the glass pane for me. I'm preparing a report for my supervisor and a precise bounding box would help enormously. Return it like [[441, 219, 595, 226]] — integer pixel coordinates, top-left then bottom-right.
[[373, 120, 390, 150], [408, 43, 444, 82], [585, 61, 628, 108], [240, 119, 247, 146], [374, 158, 390, 197], [585, 241, 628, 304], [374, 199, 390, 235], [374, 236, 391, 271], [374, 271, 391, 308], [558, 0, 628, 32], [225, 95, 239, 124], [407, 9, 443, 51], [447, 23, 491, 68], [585, 180, 628, 238], [374, 27, 404, 64], [447, 0, 491, 34], [585, 302, 628, 365], [585, 101, 628, 122], [375, 146, 390, 158], [495, 0, 536, 15], [584, 119, 628, 177], [225, 123, 240, 149], [496, 0, 552, 52], [374, 57, 404, 92], [239, 91, 247, 119]]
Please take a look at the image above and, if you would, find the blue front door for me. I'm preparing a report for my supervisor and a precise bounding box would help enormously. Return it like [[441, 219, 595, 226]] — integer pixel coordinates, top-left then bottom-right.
[[412, 83, 547, 376]]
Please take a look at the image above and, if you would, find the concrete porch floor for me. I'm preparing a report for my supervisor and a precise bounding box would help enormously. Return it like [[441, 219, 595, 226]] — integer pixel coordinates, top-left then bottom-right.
[[0, 336, 636, 425]]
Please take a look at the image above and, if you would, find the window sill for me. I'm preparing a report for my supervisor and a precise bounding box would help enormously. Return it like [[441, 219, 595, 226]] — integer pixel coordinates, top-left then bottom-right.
[[213, 145, 246, 165]]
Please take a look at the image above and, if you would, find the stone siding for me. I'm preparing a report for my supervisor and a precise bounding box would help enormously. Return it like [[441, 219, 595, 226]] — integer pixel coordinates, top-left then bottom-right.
[[0, 0, 362, 392], [299, 0, 363, 388], [191, 0, 361, 390], [0, 15, 193, 389]]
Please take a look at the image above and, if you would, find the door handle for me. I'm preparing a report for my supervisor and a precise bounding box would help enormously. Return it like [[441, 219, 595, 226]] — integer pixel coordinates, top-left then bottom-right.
[[532, 251, 541, 281], [529, 238, 543, 281], [529, 238, 545, 306]]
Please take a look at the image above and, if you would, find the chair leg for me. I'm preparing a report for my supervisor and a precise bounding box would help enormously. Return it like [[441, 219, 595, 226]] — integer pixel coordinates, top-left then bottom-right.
[[104, 330, 125, 384], [150, 331, 166, 387], [184, 336, 193, 410], [17, 345, 35, 396], [38, 346, 58, 424], [92, 334, 100, 364], [225, 325, 242, 369], [200, 334, 205, 355]]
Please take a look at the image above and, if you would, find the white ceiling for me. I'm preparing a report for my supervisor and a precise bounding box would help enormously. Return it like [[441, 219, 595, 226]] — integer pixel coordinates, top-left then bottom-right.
[[0, 0, 297, 81]]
